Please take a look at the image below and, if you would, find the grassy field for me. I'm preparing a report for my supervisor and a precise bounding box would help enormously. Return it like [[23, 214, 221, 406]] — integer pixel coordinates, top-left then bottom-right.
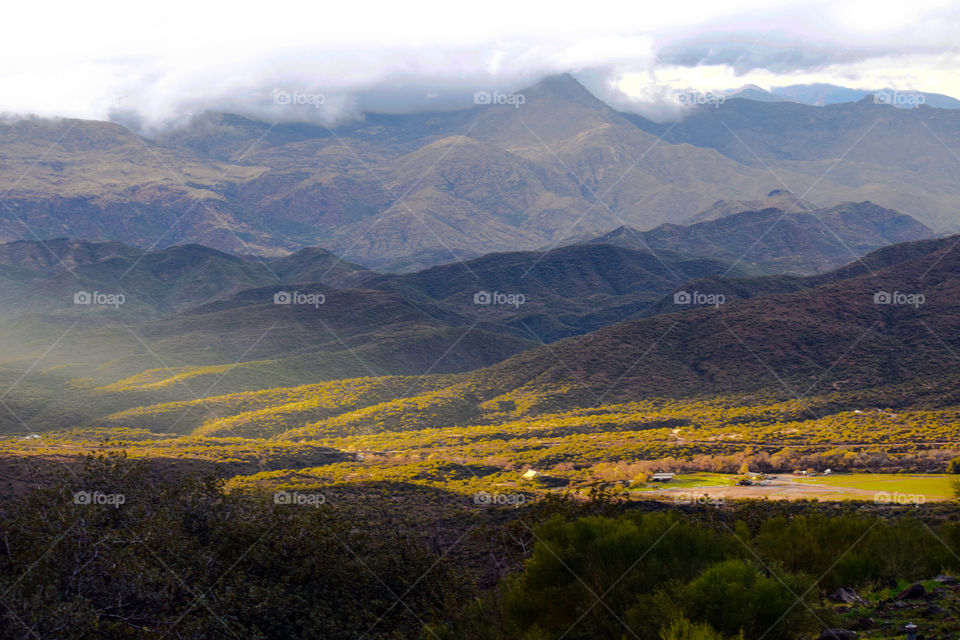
[[632, 472, 732, 491], [796, 473, 955, 498], [636, 472, 957, 502]]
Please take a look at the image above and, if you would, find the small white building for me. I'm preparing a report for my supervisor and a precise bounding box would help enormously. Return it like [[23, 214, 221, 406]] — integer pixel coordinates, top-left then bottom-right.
[[651, 472, 675, 482]]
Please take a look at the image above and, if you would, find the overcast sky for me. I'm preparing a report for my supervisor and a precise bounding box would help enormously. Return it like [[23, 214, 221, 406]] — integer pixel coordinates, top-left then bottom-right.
[[4, 0, 960, 128]]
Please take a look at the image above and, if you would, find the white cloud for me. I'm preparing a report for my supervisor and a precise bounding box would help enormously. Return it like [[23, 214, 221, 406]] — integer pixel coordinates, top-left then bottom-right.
[[2, 0, 959, 128]]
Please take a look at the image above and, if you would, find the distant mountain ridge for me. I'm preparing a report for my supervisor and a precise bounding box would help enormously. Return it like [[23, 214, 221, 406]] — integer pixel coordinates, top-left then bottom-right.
[[268, 232, 960, 435], [94, 230, 960, 439], [0, 226, 952, 433], [585, 199, 932, 275], [484, 232, 960, 402], [2, 74, 959, 270], [0, 238, 371, 318], [0, 192, 929, 322], [724, 83, 960, 109], [624, 96, 960, 232], [684, 189, 816, 223]]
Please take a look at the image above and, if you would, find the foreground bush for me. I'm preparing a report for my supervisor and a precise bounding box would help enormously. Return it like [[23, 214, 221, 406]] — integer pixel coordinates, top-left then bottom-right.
[[0, 455, 468, 639], [436, 508, 960, 640]]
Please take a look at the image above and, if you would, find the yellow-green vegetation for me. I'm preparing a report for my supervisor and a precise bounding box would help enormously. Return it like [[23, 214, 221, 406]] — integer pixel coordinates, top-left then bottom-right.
[[0, 428, 342, 466], [282, 379, 491, 438], [225, 460, 525, 497], [102, 374, 453, 434], [9, 374, 960, 502], [98, 361, 278, 392], [796, 473, 954, 498]]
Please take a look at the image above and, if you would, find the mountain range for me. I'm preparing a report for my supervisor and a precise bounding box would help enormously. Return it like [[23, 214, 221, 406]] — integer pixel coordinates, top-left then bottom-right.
[[83, 231, 960, 440], [2, 74, 958, 271], [0, 194, 929, 323], [291, 233, 960, 437], [724, 83, 960, 109], [0, 72, 956, 437], [0, 199, 943, 432], [625, 95, 960, 232], [586, 198, 931, 275]]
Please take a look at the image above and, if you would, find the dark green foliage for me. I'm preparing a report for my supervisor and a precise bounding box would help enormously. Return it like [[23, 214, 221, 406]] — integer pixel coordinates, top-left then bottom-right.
[[496, 512, 737, 639], [441, 511, 812, 640], [5, 457, 960, 640], [753, 514, 958, 590], [0, 455, 469, 639], [440, 508, 960, 640], [947, 456, 960, 473], [658, 616, 731, 640], [669, 559, 814, 638]]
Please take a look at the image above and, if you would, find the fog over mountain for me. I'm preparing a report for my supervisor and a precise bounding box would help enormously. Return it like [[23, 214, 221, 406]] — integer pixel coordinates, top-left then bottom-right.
[[4, 1, 960, 128]]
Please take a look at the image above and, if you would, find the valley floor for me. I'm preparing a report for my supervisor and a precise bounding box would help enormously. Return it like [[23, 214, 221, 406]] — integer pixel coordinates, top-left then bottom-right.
[[637, 472, 954, 502]]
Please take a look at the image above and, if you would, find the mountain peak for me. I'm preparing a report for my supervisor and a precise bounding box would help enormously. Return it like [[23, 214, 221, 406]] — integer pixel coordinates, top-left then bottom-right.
[[685, 191, 818, 224], [524, 73, 605, 106]]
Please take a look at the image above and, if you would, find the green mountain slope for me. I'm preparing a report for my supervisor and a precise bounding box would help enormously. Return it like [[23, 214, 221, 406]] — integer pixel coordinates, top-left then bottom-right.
[[88, 233, 960, 441], [273, 234, 960, 436]]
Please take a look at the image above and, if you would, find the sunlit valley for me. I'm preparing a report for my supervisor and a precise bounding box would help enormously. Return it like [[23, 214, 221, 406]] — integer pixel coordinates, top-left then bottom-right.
[[4, 6, 960, 638]]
